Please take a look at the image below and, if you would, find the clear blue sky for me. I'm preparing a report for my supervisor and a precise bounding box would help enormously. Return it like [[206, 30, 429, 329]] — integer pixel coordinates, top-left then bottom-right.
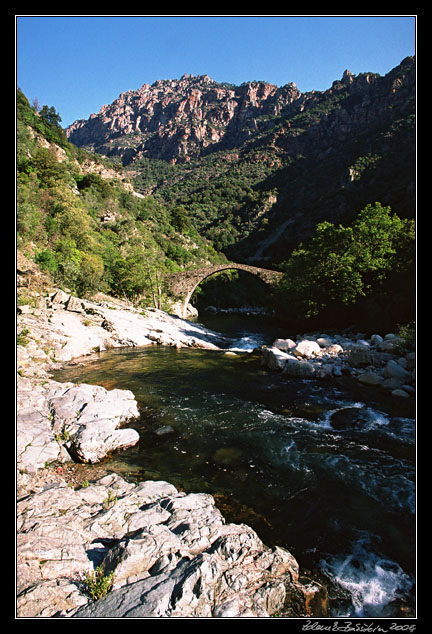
[[16, 15, 416, 128]]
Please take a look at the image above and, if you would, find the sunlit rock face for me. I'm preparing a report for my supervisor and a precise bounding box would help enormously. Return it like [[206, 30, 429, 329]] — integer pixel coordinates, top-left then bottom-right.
[[66, 73, 301, 163], [66, 58, 415, 167]]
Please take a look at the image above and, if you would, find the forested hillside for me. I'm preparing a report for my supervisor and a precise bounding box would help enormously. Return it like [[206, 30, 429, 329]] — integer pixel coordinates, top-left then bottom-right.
[[16, 88, 225, 310], [16, 55, 416, 332]]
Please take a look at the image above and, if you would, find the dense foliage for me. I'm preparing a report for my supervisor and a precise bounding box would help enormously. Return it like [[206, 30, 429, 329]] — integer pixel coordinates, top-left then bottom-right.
[[142, 104, 415, 263], [130, 148, 284, 253], [16, 89, 224, 308], [275, 202, 415, 331]]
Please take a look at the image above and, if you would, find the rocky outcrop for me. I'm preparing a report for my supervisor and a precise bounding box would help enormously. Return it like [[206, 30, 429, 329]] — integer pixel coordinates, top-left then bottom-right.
[[66, 74, 301, 163], [17, 376, 139, 471], [66, 59, 414, 169], [17, 289, 228, 372], [17, 473, 327, 618]]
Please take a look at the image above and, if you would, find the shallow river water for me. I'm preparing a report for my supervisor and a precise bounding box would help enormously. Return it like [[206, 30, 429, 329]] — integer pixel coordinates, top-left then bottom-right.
[[52, 314, 416, 618]]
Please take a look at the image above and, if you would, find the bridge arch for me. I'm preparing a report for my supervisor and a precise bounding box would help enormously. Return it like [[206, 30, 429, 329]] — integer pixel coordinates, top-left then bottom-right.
[[166, 263, 283, 319]]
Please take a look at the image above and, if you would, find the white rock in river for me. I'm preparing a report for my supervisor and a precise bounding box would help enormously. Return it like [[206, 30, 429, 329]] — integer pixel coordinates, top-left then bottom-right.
[[272, 338, 296, 352], [261, 346, 292, 371], [73, 423, 140, 464], [327, 343, 344, 355], [293, 340, 321, 359], [48, 383, 140, 464]]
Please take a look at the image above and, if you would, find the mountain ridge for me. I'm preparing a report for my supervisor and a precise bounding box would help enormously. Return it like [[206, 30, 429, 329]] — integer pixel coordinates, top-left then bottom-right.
[[64, 57, 415, 264], [66, 72, 301, 163], [65, 57, 415, 167]]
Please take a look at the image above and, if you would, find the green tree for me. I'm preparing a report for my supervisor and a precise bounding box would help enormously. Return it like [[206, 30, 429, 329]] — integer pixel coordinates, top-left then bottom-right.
[[171, 206, 191, 232], [17, 89, 68, 148], [76, 252, 105, 296], [30, 147, 68, 187], [35, 248, 58, 275], [76, 172, 113, 199], [349, 202, 415, 286], [109, 243, 167, 307], [278, 202, 415, 320], [50, 186, 96, 250], [39, 104, 62, 128]]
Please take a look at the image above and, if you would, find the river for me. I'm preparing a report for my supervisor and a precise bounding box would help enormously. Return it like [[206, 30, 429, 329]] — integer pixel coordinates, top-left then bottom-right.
[[52, 312, 416, 618]]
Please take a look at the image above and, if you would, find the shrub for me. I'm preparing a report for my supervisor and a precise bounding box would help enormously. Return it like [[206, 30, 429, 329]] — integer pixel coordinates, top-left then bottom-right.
[[17, 327, 30, 347], [395, 321, 416, 354], [82, 564, 115, 602], [35, 248, 58, 274]]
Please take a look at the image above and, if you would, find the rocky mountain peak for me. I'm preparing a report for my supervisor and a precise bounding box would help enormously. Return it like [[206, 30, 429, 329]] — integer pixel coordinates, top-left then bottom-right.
[[65, 58, 415, 167], [66, 74, 303, 164]]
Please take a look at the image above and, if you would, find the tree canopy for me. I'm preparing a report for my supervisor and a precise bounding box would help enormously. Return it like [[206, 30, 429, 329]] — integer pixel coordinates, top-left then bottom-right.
[[277, 202, 415, 321]]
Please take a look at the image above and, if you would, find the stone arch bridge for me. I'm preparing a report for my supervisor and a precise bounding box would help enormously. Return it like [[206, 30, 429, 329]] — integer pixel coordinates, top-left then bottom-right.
[[165, 262, 283, 318]]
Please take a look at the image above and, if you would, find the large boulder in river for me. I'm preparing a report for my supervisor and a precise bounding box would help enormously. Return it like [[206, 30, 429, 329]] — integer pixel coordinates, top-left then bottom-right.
[[72, 422, 139, 464], [272, 338, 296, 352], [283, 357, 315, 378], [261, 346, 291, 371], [293, 340, 321, 359], [330, 407, 372, 430], [48, 383, 140, 464]]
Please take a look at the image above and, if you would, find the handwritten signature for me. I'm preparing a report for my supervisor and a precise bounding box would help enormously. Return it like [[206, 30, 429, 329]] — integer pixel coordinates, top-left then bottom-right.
[[302, 622, 416, 633]]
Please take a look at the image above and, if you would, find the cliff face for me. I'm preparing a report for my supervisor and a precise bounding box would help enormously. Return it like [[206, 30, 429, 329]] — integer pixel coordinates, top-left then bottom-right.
[[66, 58, 415, 167], [66, 74, 302, 163]]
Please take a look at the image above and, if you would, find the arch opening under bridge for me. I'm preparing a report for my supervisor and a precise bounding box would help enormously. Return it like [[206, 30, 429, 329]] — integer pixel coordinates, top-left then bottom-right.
[[165, 263, 283, 319]]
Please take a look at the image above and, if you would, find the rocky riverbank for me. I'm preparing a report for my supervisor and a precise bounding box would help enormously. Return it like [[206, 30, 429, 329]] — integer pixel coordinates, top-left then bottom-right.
[[261, 332, 415, 399], [17, 289, 231, 474], [17, 287, 330, 618], [17, 473, 329, 618]]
